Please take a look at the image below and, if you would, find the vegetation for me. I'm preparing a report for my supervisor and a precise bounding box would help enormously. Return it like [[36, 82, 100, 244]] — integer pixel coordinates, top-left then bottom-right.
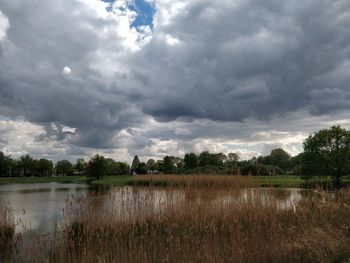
[[0, 203, 15, 262], [132, 174, 350, 188], [3, 185, 350, 262], [86, 155, 109, 180], [303, 125, 350, 187], [0, 125, 350, 189]]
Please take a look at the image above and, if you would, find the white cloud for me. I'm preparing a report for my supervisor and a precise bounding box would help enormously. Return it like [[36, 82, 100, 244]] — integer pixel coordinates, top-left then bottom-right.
[[0, 10, 9, 41], [62, 66, 72, 75]]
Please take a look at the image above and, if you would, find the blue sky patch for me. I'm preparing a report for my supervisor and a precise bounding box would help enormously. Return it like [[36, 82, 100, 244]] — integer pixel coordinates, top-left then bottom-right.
[[102, 0, 155, 29]]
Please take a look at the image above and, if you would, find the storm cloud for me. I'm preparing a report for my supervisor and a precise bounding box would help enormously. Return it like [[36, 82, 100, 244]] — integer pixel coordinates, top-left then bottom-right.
[[0, 0, 350, 161]]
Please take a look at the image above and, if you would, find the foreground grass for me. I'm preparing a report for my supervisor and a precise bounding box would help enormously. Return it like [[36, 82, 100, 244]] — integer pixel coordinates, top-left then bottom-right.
[[4, 186, 350, 262]]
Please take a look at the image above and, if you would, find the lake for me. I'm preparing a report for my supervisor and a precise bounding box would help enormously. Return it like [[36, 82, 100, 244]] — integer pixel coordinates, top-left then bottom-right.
[[0, 183, 309, 233]]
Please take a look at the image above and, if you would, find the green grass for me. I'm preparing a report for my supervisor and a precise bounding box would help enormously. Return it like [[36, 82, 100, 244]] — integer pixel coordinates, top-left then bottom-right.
[[0, 176, 88, 185], [89, 175, 132, 186], [0, 175, 132, 186]]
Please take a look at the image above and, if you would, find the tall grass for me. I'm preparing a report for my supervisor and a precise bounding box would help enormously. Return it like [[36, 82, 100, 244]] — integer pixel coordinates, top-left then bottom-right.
[[4, 184, 350, 262], [0, 202, 15, 262]]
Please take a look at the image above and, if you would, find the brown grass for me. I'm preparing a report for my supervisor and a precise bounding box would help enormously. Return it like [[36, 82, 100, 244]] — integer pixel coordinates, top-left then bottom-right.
[[0, 202, 15, 261], [4, 185, 350, 262], [132, 174, 251, 188]]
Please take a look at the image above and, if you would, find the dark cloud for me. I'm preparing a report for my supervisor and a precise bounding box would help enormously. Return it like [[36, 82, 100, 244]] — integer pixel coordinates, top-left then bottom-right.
[[0, 0, 350, 160], [131, 0, 350, 122]]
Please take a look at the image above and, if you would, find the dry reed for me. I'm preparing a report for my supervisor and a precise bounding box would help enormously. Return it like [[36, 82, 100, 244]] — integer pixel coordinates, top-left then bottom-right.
[[4, 184, 350, 263]]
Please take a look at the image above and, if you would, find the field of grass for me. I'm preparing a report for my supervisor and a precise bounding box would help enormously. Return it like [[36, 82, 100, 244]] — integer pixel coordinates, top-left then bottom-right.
[[88, 175, 132, 186], [2, 185, 350, 262]]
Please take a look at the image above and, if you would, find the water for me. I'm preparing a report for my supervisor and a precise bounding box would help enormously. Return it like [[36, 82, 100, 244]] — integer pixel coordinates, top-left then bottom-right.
[[0, 183, 309, 233], [0, 183, 89, 233]]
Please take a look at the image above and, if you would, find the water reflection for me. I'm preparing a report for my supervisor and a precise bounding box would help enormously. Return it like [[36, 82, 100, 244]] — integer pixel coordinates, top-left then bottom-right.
[[0, 183, 89, 232]]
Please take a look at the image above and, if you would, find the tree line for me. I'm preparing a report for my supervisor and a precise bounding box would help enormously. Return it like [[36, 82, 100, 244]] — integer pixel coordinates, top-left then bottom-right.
[[0, 125, 349, 185], [0, 154, 130, 178]]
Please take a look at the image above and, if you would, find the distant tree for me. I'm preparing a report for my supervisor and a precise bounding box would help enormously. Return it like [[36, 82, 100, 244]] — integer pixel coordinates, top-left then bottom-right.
[[227, 153, 239, 162], [19, 154, 35, 177], [86, 155, 108, 180], [173, 157, 184, 169], [146, 159, 156, 170], [75, 159, 86, 175], [198, 151, 226, 167], [105, 158, 116, 175], [131, 156, 140, 174], [36, 159, 53, 176], [56, 160, 73, 176], [155, 160, 164, 172], [268, 148, 291, 171], [0, 152, 12, 177], [184, 153, 198, 169], [289, 153, 304, 175], [215, 153, 227, 165], [112, 162, 130, 175], [226, 152, 239, 175], [163, 156, 175, 173], [303, 125, 350, 187], [136, 162, 148, 175], [198, 151, 211, 166]]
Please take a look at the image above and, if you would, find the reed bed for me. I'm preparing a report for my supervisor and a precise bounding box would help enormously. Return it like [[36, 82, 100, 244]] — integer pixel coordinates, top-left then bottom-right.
[[133, 174, 252, 188], [0, 201, 15, 262], [6, 186, 350, 263], [132, 174, 333, 189]]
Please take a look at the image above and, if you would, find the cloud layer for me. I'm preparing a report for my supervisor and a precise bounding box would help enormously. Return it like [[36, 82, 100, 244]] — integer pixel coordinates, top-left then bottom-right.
[[0, 0, 350, 162]]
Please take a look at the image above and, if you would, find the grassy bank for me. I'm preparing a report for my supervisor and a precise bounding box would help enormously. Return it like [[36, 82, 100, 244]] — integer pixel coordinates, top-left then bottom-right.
[[0, 176, 88, 185], [132, 174, 350, 188], [1, 174, 349, 189], [88, 175, 132, 186], [0, 175, 132, 186]]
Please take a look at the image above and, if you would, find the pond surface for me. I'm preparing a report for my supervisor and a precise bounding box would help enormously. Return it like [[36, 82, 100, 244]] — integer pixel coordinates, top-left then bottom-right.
[[0, 183, 310, 233], [0, 183, 89, 233]]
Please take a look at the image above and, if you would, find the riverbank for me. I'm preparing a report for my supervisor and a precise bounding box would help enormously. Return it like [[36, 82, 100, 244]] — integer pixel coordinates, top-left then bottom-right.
[[1, 175, 349, 188]]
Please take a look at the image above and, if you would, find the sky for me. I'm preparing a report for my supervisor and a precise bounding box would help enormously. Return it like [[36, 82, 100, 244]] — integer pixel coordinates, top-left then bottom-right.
[[0, 0, 350, 163]]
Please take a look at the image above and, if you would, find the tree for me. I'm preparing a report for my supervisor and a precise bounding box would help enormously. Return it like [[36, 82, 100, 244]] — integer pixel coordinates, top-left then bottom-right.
[[163, 156, 175, 173], [111, 162, 130, 175], [136, 162, 148, 174], [131, 156, 140, 174], [228, 153, 239, 162], [86, 155, 108, 180], [226, 152, 239, 175], [19, 154, 35, 177], [184, 153, 198, 169], [75, 159, 86, 175], [268, 148, 291, 171], [36, 159, 53, 176], [198, 151, 211, 166], [56, 160, 73, 176], [303, 125, 350, 187], [0, 152, 12, 177], [146, 159, 156, 170]]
